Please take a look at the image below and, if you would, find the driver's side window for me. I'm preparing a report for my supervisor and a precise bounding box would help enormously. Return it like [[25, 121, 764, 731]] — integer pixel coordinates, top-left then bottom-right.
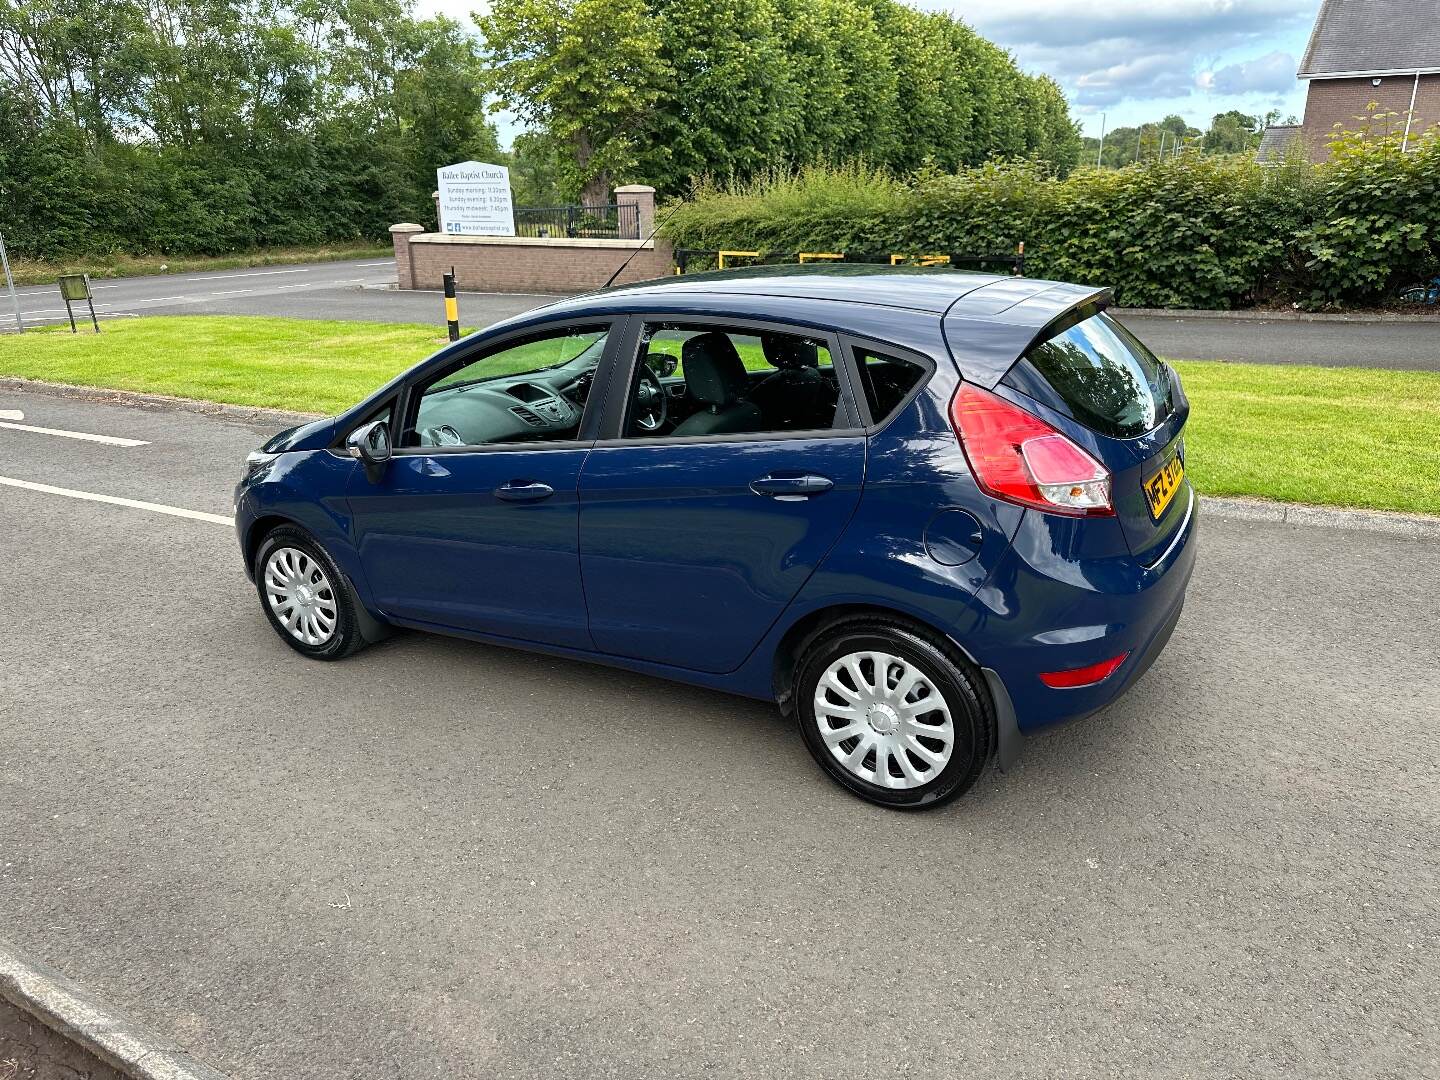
[[405, 326, 609, 448]]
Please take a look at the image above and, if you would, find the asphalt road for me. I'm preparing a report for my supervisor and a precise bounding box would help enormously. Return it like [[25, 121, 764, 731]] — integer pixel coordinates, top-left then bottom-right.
[[2, 257, 551, 331], [4, 258, 1437, 369], [1, 388, 1436, 1079]]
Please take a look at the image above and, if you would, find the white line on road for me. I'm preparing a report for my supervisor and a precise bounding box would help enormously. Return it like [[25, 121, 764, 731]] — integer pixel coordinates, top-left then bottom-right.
[[185, 269, 308, 282], [208, 289, 254, 296], [358, 262, 393, 267], [0, 421, 149, 447], [0, 410, 23, 421], [0, 475, 232, 525], [135, 296, 187, 303]]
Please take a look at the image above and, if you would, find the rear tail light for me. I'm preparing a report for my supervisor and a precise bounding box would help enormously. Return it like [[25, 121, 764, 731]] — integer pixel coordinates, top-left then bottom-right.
[[1039, 652, 1130, 688], [949, 383, 1113, 516]]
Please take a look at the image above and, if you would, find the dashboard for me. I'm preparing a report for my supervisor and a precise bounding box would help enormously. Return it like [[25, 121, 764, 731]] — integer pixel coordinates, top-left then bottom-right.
[[413, 358, 599, 447]]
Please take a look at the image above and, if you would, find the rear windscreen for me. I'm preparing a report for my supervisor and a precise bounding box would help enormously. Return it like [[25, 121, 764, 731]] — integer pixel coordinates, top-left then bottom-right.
[[1006, 313, 1173, 439]]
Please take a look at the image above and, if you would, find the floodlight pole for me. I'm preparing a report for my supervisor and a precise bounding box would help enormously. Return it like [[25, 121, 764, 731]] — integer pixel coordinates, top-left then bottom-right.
[[0, 231, 22, 333], [1096, 113, 1107, 167]]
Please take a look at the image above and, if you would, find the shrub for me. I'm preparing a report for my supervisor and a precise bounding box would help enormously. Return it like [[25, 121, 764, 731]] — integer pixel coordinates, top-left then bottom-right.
[[663, 132, 1438, 309]]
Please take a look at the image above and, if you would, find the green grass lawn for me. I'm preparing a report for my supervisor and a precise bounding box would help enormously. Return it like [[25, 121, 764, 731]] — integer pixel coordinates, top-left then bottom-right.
[[1, 316, 1436, 515]]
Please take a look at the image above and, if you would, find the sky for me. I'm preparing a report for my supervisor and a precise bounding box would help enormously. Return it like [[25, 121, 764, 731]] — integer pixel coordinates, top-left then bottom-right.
[[414, 0, 1320, 144]]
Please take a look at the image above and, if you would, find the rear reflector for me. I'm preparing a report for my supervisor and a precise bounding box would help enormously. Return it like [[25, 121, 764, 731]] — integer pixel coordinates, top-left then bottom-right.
[[950, 384, 1113, 516], [1039, 652, 1130, 689]]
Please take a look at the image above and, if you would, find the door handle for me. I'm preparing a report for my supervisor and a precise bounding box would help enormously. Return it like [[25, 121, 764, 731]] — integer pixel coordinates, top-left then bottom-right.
[[494, 480, 555, 502], [750, 474, 834, 500]]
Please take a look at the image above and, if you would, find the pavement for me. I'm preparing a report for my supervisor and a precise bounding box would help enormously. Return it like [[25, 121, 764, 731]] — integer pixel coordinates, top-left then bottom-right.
[[1, 387, 1437, 1079], [4, 258, 1438, 370]]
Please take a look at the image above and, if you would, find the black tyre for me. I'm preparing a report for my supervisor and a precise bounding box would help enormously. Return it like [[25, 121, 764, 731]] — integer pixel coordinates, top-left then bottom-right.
[[793, 619, 993, 809], [253, 525, 369, 661]]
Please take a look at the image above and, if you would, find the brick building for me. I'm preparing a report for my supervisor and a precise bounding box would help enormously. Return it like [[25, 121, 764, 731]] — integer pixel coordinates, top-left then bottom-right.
[[1284, 0, 1440, 161]]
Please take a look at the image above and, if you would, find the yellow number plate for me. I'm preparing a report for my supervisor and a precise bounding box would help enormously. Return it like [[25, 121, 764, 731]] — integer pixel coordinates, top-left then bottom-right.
[[1143, 449, 1185, 520]]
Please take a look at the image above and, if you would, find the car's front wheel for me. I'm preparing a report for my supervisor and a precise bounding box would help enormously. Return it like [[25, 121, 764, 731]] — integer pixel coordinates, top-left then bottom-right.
[[254, 525, 368, 660], [794, 619, 993, 809]]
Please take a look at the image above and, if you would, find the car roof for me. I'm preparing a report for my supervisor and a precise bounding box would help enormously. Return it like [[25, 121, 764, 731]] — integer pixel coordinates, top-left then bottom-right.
[[591, 264, 1010, 313], [528, 265, 1112, 388]]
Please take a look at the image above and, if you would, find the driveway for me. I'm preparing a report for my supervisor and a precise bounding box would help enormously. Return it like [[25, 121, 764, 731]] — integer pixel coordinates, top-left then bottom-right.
[[4, 259, 1437, 370], [0, 389, 1436, 1079]]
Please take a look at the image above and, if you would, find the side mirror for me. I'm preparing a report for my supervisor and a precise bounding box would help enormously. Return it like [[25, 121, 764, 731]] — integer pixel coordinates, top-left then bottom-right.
[[346, 420, 391, 483], [644, 350, 679, 378]]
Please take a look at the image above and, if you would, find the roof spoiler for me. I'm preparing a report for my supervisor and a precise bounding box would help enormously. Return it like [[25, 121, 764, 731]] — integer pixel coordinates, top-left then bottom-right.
[[941, 281, 1114, 389]]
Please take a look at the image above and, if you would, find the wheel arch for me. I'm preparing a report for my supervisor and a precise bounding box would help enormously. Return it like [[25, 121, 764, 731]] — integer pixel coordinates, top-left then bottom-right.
[[771, 602, 986, 714], [771, 601, 1022, 771], [244, 513, 302, 575]]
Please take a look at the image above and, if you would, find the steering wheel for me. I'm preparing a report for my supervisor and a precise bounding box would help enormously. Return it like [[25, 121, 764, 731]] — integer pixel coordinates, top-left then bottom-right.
[[632, 364, 668, 432]]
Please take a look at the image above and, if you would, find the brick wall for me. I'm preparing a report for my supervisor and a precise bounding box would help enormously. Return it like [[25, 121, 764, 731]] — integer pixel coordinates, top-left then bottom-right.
[[1301, 73, 1440, 160], [399, 234, 675, 293]]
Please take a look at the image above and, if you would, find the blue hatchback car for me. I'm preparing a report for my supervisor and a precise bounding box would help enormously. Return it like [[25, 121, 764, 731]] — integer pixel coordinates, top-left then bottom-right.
[[236, 266, 1196, 808]]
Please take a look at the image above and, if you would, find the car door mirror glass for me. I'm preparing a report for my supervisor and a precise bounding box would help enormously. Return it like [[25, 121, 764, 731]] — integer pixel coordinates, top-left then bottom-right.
[[347, 419, 391, 480]]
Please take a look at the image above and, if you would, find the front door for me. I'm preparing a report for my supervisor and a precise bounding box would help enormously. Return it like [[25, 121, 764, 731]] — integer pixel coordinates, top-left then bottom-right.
[[347, 323, 613, 648], [578, 320, 866, 673]]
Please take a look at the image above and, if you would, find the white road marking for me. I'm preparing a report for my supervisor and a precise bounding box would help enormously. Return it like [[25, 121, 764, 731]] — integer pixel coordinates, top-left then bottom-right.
[[0, 421, 149, 446], [275, 284, 311, 290], [358, 262, 393, 267], [135, 296, 186, 303], [208, 289, 253, 296], [0, 410, 23, 421], [0, 475, 232, 525], [185, 269, 308, 282]]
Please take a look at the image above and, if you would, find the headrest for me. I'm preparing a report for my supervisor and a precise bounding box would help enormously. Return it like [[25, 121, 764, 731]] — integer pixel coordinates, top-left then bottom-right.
[[761, 334, 819, 370], [682, 333, 748, 406]]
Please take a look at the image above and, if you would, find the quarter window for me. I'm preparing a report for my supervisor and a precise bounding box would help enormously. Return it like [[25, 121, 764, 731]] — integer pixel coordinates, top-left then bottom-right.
[[852, 348, 928, 426]]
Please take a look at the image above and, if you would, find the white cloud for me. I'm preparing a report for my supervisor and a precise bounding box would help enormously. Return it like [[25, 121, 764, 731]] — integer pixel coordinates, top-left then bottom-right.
[[931, 0, 1315, 111], [1199, 50, 1299, 95]]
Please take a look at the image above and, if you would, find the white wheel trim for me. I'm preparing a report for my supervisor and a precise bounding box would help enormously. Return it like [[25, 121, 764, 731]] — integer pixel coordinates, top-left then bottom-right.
[[813, 650, 955, 790], [264, 547, 338, 646]]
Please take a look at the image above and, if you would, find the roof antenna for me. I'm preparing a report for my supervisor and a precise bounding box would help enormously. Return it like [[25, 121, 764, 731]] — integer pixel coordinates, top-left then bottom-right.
[[603, 201, 684, 289]]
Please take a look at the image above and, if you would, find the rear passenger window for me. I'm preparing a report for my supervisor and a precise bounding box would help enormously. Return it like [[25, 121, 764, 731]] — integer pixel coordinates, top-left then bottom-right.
[[853, 349, 927, 426]]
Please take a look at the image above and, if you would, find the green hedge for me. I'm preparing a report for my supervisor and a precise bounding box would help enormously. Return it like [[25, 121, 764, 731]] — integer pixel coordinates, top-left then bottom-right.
[[662, 134, 1440, 309]]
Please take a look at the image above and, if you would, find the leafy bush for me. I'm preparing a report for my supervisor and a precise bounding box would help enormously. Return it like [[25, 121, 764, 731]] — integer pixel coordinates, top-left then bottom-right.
[[664, 131, 1440, 309]]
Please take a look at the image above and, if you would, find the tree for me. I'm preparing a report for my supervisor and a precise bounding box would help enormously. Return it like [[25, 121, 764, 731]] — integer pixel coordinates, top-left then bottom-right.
[[1203, 110, 1261, 154], [477, 0, 670, 204]]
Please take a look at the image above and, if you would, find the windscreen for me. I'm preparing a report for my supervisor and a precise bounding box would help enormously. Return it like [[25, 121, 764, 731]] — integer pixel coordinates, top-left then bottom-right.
[[1007, 313, 1173, 439]]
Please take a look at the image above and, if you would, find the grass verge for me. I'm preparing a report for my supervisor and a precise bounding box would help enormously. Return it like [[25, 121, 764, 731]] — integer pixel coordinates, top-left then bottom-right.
[[0, 316, 1435, 516], [5, 244, 392, 287]]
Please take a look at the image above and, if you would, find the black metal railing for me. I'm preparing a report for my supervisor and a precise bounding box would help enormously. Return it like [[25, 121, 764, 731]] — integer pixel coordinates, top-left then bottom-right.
[[514, 203, 640, 240]]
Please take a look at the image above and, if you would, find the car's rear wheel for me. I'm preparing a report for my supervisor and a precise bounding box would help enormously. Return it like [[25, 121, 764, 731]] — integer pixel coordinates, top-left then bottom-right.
[[794, 619, 992, 809], [254, 525, 368, 660]]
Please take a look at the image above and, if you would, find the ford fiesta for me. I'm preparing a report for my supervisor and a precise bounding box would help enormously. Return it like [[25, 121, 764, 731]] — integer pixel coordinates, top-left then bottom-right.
[[236, 265, 1196, 809]]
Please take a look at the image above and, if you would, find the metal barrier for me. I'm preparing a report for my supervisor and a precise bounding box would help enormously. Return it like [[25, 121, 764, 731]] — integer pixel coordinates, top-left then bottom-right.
[[514, 203, 640, 240], [674, 243, 1027, 276]]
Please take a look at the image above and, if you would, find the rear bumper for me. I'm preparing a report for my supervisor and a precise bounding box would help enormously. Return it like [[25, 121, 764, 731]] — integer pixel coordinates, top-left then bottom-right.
[[968, 487, 1198, 738]]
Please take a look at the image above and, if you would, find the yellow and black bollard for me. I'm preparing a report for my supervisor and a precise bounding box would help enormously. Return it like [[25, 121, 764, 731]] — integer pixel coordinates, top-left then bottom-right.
[[443, 267, 460, 342]]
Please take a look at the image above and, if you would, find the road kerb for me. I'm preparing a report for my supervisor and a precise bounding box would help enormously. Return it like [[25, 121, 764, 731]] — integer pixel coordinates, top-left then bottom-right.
[[0, 937, 231, 1080], [1202, 495, 1440, 540], [1114, 306, 1437, 324]]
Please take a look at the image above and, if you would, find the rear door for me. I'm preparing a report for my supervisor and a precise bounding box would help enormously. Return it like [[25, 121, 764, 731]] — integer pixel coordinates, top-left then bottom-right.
[[1000, 311, 1191, 565], [577, 317, 866, 674]]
